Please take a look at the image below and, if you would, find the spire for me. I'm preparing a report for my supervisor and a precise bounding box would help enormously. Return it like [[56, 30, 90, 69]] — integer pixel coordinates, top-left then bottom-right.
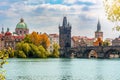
[[20, 18, 24, 23], [1, 27, 4, 34], [97, 19, 101, 32], [62, 16, 67, 27], [7, 28, 9, 32]]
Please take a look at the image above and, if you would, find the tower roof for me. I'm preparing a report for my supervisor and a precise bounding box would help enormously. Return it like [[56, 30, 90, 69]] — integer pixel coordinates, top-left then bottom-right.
[[16, 18, 27, 29], [62, 16, 67, 27], [96, 19, 101, 32]]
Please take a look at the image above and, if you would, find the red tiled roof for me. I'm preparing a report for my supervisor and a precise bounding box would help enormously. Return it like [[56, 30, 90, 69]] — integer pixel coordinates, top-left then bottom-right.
[[49, 34, 59, 37]]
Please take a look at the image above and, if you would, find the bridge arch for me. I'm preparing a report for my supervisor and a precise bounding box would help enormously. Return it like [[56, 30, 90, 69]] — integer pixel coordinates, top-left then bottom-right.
[[83, 49, 98, 58], [105, 49, 120, 58]]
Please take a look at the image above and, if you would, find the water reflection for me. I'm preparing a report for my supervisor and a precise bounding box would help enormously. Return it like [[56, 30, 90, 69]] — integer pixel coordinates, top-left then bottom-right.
[[59, 59, 73, 80]]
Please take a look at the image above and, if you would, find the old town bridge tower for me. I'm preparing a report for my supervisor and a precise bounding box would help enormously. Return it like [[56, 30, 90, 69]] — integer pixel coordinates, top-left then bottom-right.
[[59, 16, 72, 57]]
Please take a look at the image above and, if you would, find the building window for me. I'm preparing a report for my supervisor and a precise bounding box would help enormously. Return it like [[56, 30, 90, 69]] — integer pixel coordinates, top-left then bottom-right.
[[20, 31, 22, 34], [24, 31, 26, 34]]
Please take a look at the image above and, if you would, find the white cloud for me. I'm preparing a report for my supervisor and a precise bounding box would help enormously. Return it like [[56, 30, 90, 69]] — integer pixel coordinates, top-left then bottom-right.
[[0, 2, 8, 6], [0, 0, 119, 39], [63, 0, 77, 4]]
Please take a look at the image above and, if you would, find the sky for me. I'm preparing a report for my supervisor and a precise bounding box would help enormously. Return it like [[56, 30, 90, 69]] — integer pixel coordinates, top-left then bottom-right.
[[0, 0, 119, 39]]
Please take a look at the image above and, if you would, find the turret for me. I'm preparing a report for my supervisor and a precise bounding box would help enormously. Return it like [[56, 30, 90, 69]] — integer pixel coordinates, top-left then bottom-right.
[[1, 27, 4, 34]]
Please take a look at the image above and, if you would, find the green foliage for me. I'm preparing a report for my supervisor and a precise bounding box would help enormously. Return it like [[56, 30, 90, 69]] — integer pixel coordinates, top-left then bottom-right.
[[17, 50, 26, 58], [103, 40, 110, 46], [22, 43, 31, 56], [51, 43, 60, 58], [24, 34, 31, 43], [14, 31, 59, 58], [29, 44, 39, 57], [38, 45, 48, 58], [15, 41, 50, 58]]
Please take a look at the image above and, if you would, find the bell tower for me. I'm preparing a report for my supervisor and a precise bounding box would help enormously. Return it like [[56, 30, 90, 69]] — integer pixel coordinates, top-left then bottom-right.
[[95, 20, 103, 40]]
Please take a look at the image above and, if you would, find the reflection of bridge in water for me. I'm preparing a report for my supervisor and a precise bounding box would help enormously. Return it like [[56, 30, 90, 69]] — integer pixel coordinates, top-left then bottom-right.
[[69, 46, 120, 58]]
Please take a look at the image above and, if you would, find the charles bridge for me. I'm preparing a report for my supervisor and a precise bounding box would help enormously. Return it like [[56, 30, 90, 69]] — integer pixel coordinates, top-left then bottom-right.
[[66, 46, 120, 58]]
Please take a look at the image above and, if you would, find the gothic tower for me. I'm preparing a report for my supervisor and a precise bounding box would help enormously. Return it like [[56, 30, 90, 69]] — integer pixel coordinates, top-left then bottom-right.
[[59, 17, 72, 57], [95, 20, 103, 40]]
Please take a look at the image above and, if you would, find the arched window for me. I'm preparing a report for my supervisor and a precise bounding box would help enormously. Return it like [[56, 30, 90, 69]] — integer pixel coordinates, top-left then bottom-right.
[[24, 31, 26, 34], [20, 31, 22, 34]]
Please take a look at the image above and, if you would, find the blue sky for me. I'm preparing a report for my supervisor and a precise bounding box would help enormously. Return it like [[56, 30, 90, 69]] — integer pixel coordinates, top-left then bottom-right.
[[0, 0, 119, 39]]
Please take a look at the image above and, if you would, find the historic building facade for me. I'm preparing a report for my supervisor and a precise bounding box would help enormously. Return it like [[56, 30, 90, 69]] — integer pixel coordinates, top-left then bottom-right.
[[0, 18, 28, 50], [48, 34, 59, 52], [112, 37, 120, 46], [71, 36, 94, 47], [59, 17, 72, 56]]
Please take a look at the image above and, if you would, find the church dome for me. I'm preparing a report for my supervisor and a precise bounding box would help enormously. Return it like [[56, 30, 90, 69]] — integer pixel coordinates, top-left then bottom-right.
[[16, 18, 27, 29], [5, 32, 12, 36]]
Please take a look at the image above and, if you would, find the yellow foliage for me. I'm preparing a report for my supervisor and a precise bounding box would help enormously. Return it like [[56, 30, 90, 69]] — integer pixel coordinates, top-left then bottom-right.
[[40, 33, 50, 49], [103, 0, 120, 31], [30, 31, 40, 46], [29, 32, 50, 49]]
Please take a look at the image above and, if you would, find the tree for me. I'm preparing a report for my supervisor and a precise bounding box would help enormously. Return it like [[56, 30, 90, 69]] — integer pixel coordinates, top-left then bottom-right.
[[40, 33, 50, 50], [16, 41, 24, 50], [29, 44, 39, 57], [103, 0, 120, 31], [38, 45, 49, 58], [7, 47, 14, 58], [15, 31, 51, 58], [51, 43, 60, 58], [30, 31, 41, 46], [103, 40, 110, 46], [22, 43, 31, 56], [0, 49, 9, 80], [17, 50, 26, 58], [24, 34, 31, 43]]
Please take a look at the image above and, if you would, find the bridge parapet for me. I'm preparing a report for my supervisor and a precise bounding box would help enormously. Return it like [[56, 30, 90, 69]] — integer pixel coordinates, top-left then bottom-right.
[[71, 46, 120, 58]]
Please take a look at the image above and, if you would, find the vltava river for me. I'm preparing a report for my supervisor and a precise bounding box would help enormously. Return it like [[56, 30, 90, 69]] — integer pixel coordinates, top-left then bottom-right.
[[4, 58, 120, 80]]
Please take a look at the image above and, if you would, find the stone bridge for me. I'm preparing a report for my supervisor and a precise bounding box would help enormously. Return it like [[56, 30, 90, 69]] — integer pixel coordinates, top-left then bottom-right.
[[70, 46, 120, 58]]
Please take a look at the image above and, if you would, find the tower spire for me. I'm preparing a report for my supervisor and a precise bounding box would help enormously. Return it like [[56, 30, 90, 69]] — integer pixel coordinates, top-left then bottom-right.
[[97, 19, 101, 32], [62, 16, 67, 27], [1, 27, 4, 34]]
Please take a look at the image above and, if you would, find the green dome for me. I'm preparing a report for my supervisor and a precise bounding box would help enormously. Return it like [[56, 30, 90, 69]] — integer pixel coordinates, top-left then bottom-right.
[[16, 18, 27, 29]]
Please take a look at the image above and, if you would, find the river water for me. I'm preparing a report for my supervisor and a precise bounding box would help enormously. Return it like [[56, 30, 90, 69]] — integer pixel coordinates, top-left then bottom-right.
[[4, 58, 120, 80]]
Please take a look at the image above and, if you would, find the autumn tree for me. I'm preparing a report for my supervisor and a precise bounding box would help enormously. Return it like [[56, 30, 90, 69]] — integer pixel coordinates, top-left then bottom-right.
[[30, 31, 41, 46], [103, 0, 120, 30], [40, 33, 50, 50], [15, 31, 51, 58], [28, 32, 50, 49]]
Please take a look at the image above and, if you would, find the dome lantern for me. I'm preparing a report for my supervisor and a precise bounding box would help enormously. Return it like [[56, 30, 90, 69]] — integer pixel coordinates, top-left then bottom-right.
[[16, 18, 27, 29], [20, 18, 24, 23]]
